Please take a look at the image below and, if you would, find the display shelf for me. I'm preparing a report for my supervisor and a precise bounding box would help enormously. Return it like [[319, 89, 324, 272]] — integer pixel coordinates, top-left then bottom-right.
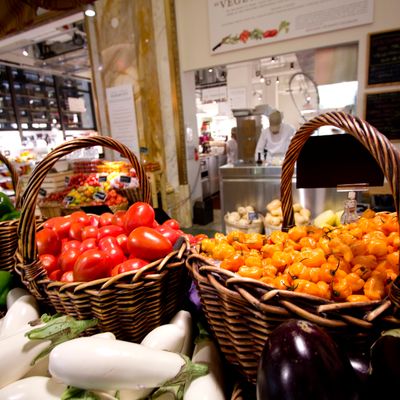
[[0, 64, 96, 133]]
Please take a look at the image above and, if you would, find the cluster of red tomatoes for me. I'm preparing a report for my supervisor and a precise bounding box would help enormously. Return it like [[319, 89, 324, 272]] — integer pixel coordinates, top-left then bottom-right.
[[37, 202, 206, 283]]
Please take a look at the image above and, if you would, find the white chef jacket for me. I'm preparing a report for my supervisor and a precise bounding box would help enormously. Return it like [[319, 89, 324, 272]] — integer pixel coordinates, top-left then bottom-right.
[[254, 123, 295, 162], [226, 138, 238, 164]]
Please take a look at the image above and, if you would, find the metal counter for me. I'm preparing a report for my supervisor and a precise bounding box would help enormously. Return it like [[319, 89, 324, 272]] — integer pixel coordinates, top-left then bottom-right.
[[219, 164, 348, 232]]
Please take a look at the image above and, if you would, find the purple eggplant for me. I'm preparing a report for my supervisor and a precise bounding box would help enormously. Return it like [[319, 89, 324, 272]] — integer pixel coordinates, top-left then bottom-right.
[[256, 319, 360, 400], [369, 328, 400, 399]]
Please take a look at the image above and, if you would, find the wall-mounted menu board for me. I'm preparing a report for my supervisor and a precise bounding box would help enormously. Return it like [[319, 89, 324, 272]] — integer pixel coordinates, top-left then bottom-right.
[[365, 90, 400, 140], [367, 29, 400, 86]]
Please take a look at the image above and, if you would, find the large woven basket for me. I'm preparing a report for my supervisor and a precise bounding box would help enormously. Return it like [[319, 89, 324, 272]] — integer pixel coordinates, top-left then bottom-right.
[[15, 136, 190, 342], [186, 111, 400, 384], [0, 152, 21, 273]]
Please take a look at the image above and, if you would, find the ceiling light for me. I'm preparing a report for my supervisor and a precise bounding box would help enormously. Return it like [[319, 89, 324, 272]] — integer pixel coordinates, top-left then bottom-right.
[[85, 4, 96, 17], [271, 57, 276, 63], [22, 49, 29, 56], [260, 76, 265, 83], [290, 62, 294, 69], [208, 68, 213, 72], [276, 76, 280, 84]]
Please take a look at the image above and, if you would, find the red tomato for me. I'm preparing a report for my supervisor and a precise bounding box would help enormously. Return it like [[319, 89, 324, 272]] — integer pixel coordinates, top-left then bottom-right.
[[99, 212, 114, 227], [36, 228, 60, 256], [39, 254, 59, 274], [89, 215, 100, 227], [152, 220, 160, 228], [98, 225, 125, 240], [49, 269, 62, 281], [44, 217, 72, 239], [156, 225, 181, 245], [60, 270, 74, 282], [81, 226, 99, 240], [69, 222, 84, 241], [70, 211, 90, 226], [112, 211, 126, 227], [80, 238, 98, 253], [127, 227, 173, 261], [98, 236, 119, 250], [111, 258, 148, 276], [73, 249, 111, 282], [124, 202, 155, 234], [58, 248, 82, 272], [192, 233, 208, 244], [108, 247, 126, 268], [61, 240, 81, 253], [162, 218, 180, 230], [116, 234, 129, 255]]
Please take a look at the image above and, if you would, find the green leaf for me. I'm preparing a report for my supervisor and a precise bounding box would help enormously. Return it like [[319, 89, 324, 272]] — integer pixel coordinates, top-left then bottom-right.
[[61, 386, 100, 400], [278, 20, 290, 33], [26, 314, 98, 365]]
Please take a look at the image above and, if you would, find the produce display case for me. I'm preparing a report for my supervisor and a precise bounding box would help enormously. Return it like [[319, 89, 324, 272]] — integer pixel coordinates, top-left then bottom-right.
[[187, 112, 400, 390]]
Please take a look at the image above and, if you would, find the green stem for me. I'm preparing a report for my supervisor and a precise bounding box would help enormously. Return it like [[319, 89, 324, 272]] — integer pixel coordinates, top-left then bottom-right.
[[150, 355, 208, 400], [26, 313, 98, 365]]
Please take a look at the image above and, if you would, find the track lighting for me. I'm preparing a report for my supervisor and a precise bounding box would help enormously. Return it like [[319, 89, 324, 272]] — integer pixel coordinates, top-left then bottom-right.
[[22, 48, 29, 56]]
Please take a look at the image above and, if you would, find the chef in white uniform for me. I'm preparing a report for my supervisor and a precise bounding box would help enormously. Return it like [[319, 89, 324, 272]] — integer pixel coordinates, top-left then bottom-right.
[[254, 110, 295, 163]]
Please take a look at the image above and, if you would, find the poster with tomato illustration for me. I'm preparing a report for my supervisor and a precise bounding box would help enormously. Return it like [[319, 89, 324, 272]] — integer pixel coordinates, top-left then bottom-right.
[[208, 0, 374, 54]]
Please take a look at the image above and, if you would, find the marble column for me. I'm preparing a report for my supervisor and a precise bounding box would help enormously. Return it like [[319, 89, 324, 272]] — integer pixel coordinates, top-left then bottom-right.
[[92, 0, 165, 166], [87, 0, 193, 226]]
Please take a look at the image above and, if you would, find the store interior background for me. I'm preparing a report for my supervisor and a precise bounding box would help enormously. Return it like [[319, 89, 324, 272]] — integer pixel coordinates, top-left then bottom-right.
[[0, 0, 398, 232]]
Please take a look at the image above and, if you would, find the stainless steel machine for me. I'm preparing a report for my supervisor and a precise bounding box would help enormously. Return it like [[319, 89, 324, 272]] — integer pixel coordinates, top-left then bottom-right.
[[219, 164, 348, 232]]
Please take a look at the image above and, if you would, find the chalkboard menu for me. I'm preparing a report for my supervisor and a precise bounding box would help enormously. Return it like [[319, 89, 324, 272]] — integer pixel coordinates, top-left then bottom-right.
[[365, 91, 400, 140], [367, 29, 400, 86]]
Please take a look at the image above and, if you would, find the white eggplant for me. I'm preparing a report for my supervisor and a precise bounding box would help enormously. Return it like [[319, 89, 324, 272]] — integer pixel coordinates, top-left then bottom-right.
[[0, 324, 49, 388], [117, 323, 187, 399], [169, 310, 193, 356], [0, 314, 97, 389], [0, 376, 65, 400], [92, 332, 116, 340], [0, 295, 40, 338], [6, 288, 31, 310], [141, 323, 185, 353], [49, 337, 208, 391], [183, 332, 225, 400]]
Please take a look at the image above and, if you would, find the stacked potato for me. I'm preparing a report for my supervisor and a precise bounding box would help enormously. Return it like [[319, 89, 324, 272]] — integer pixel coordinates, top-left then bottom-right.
[[264, 199, 311, 227]]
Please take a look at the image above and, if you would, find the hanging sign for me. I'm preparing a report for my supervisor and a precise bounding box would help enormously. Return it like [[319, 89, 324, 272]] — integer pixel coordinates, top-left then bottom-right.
[[208, 0, 374, 54]]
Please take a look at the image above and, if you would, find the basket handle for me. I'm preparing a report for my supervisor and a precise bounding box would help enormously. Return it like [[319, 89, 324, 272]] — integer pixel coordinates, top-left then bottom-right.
[[0, 152, 21, 208], [17, 136, 151, 264], [281, 111, 400, 231]]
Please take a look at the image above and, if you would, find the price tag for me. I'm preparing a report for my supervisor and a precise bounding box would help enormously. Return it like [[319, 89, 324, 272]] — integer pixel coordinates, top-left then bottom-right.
[[120, 176, 131, 183], [248, 212, 258, 221], [63, 195, 75, 206], [93, 191, 107, 202], [39, 188, 47, 197], [99, 175, 107, 182]]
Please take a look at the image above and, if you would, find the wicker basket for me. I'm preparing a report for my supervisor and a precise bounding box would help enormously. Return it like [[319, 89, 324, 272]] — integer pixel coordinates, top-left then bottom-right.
[[0, 152, 21, 273], [15, 136, 190, 342], [186, 112, 400, 384]]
